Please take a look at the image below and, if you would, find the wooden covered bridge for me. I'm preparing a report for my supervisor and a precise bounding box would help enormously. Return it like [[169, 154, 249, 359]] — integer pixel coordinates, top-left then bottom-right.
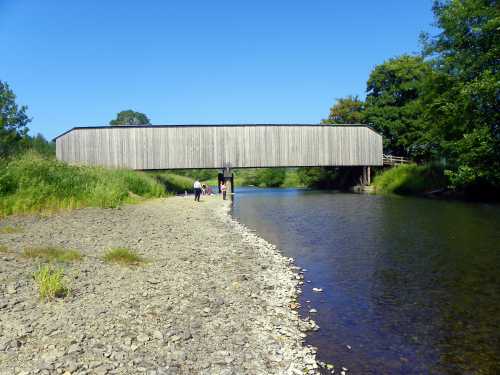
[[54, 124, 383, 187]]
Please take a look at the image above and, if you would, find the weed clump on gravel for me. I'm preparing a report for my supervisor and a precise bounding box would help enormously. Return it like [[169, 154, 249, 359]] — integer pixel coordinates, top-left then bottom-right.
[[0, 244, 9, 253], [33, 264, 69, 301], [0, 225, 23, 234], [103, 247, 144, 265], [23, 247, 82, 263]]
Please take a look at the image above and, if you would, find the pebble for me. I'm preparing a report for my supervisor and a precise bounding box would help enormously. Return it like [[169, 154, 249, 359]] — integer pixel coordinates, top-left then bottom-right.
[[137, 334, 150, 343]]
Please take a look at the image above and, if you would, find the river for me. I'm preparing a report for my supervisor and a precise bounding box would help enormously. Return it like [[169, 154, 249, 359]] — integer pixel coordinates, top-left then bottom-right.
[[230, 187, 500, 375]]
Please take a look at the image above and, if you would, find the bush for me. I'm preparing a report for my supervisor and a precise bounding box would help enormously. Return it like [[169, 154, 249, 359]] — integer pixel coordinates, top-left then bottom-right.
[[373, 164, 447, 195], [0, 152, 165, 217], [33, 264, 69, 301]]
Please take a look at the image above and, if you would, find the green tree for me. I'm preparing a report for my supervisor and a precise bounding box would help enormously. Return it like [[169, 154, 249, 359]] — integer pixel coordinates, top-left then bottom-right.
[[364, 55, 432, 159], [109, 110, 151, 126], [27, 133, 55, 157], [421, 0, 500, 193], [321, 95, 365, 124], [0, 81, 31, 157], [255, 168, 286, 187]]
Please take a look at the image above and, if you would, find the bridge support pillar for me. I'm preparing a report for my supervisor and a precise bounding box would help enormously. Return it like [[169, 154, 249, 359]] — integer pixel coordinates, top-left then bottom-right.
[[360, 166, 371, 186], [218, 167, 234, 194]]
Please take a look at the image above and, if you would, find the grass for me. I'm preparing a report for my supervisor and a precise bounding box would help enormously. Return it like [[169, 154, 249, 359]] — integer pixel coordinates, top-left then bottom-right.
[[151, 172, 195, 194], [0, 244, 9, 253], [0, 225, 23, 234], [373, 163, 448, 195], [103, 247, 144, 265], [22, 246, 82, 263], [33, 264, 69, 301], [0, 152, 165, 217]]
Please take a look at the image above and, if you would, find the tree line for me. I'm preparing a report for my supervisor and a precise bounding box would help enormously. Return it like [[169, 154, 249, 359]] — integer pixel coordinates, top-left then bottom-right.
[[319, 0, 499, 196]]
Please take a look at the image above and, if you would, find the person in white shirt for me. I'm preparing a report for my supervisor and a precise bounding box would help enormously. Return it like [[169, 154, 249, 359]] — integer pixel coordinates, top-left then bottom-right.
[[193, 180, 202, 202]]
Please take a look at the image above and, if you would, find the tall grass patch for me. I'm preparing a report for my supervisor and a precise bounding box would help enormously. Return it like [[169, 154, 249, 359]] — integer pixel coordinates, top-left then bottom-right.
[[33, 264, 69, 301], [373, 164, 447, 195], [22, 246, 82, 263], [103, 247, 144, 265], [0, 152, 165, 217]]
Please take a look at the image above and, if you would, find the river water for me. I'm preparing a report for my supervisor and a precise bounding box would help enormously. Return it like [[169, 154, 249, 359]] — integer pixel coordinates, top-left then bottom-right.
[[230, 188, 500, 375]]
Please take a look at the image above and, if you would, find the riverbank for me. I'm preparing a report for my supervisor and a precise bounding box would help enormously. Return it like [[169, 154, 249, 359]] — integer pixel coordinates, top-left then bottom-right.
[[0, 196, 318, 375]]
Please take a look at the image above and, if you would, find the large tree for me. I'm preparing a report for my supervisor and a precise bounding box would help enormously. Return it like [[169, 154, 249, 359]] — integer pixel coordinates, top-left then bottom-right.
[[321, 95, 365, 124], [109, 110, 151, 126], [421, 0, 500, 192], [0, 81, 31, 158], [364, 55, 432, 159]]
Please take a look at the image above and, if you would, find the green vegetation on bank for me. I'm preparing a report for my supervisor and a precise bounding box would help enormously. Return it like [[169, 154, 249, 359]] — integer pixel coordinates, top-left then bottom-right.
[[0, 153, 165, 217], [150, 172, 194, 193], [373, 164, 448, 195]]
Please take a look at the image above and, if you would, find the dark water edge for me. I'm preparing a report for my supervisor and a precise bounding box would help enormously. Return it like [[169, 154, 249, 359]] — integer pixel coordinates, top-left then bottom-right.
[[230, 188, 500, 375]]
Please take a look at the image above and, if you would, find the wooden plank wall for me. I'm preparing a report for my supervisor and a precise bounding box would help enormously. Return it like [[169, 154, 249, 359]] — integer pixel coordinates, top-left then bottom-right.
[[56, 125, 383, 169]]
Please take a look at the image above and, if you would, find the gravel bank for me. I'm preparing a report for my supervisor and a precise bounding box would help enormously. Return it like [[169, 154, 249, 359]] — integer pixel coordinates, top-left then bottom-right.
[[0, 196, 318, 375]]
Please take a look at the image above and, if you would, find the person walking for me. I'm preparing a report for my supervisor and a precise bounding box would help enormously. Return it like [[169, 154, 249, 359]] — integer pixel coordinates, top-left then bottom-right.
[[194, 180, 202, 202], [220, 182, 227, 200]]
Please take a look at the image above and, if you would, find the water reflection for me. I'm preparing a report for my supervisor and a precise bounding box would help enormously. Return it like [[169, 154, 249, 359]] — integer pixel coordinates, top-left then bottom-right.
[[231, 188, 500, 374]]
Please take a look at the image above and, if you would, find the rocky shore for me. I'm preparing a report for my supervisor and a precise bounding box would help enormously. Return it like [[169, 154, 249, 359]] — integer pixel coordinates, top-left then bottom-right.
[[0, 196, 318, 375]]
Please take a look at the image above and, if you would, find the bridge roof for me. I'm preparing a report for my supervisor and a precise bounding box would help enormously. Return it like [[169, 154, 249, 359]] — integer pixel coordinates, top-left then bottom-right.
[[52, 123, 379, 141]]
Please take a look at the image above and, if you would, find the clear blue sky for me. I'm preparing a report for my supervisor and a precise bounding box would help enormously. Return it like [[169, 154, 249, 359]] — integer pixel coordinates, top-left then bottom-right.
[[0, 0, 435, 140]]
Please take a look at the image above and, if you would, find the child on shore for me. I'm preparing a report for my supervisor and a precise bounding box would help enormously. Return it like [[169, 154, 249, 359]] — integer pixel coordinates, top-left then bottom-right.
[[220, 182, 227, 200]]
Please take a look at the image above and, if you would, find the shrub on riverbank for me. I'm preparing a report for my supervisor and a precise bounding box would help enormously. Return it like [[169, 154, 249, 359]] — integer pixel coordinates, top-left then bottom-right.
[[373, 164, 447, 195], [0, 153, 165, 217]]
